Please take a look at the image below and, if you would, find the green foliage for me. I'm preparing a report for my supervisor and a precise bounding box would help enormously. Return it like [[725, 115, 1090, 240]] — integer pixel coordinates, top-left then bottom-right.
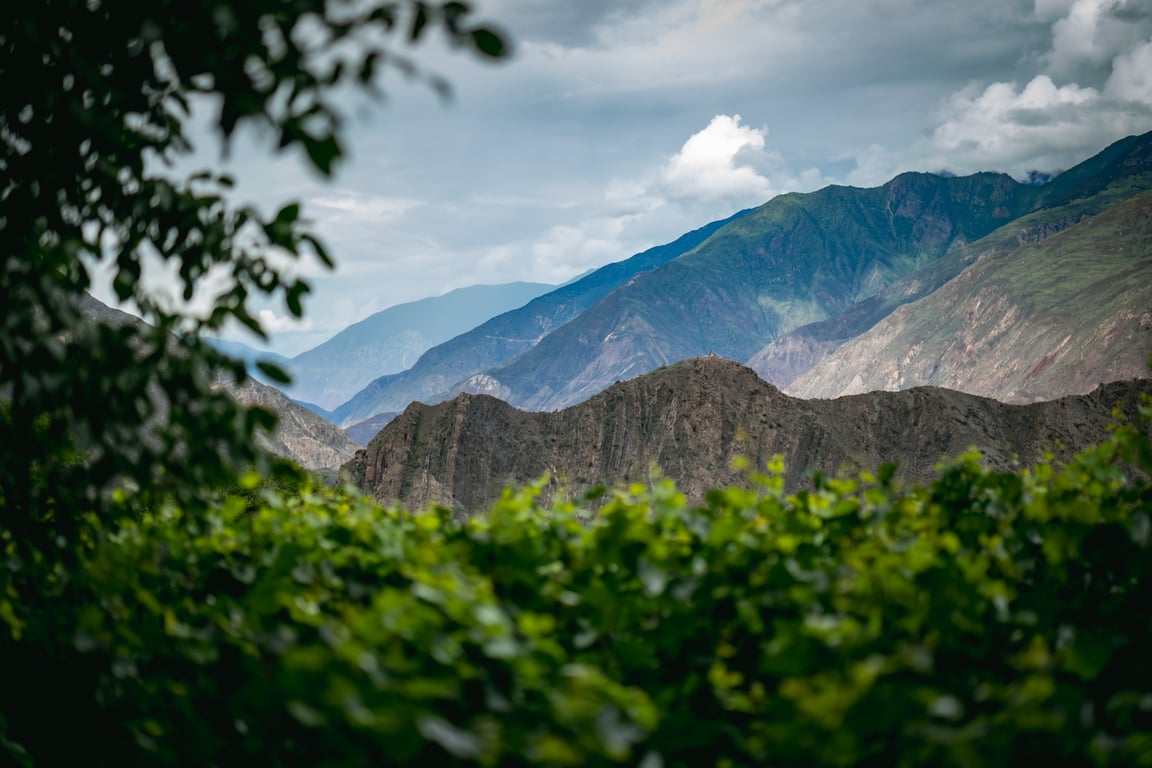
[[0, 0, 508, 549], [5, 4, 1152, 766], [3, 413, 1150, 766]]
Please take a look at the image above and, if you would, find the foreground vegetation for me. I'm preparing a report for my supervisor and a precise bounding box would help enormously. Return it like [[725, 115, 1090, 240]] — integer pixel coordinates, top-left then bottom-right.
[[5, 4, 1152, 765], [3, 409, 1151, 766]]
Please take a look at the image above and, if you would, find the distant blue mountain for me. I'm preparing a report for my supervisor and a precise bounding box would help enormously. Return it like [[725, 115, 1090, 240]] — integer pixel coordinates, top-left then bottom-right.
[[205, 338, 292, 372], [281, 282, 554, 410], [332, 208, 752, 426]]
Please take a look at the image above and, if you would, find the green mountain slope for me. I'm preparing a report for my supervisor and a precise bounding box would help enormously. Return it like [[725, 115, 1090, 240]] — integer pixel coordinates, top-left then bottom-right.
[[330, 210, 751, 426], [281, 281, 554, 410], [788, 187, 1152, 401], [749, 132, 1152, 387], [473, 171, 1038, 410]]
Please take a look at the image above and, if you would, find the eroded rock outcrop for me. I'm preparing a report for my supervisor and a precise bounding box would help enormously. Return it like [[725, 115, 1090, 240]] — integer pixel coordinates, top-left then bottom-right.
[[345, 357, 1151, 514]]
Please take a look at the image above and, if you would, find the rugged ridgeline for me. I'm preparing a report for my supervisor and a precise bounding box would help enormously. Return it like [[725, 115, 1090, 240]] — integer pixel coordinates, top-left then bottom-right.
[[331, 210, 751, 427], [221, 378, 360, 472], [464, 172, 1039, 411], [463, 133, 1152, 411], [344, 357, 1152, 514], [332, 132, 1152, 429]]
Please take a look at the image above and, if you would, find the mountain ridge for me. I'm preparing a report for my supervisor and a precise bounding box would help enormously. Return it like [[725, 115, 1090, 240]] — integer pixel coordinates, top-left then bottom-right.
[[748, 135, 1152, 388], [465, 171, 1038, 410], [345, 357, 1151, 514]]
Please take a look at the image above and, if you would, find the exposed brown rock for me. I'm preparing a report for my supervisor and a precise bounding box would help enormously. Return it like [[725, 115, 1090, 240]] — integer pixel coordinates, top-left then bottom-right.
[[344, 357, 1151, 514], [223, 378, 360, 471]]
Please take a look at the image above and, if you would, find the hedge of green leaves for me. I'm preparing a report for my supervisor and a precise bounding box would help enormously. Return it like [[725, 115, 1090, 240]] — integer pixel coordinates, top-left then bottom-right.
[[3, 412, 1152, 766]]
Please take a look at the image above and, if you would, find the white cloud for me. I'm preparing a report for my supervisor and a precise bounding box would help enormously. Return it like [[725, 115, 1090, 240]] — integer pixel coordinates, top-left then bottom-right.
[[1043, 0, 1142, 79], [257, 309, 313, 333], [873, 73, 1150, 179], [310, 193, 422, 222], [931, 76, 1099, 157], [660, 114, 774, 201], [468, 114, 830, 288], [1106, 38, 1152, 102], [849, 0, 1152, 182], [652, 114, 829, 206], [529, 216, 636, 282]]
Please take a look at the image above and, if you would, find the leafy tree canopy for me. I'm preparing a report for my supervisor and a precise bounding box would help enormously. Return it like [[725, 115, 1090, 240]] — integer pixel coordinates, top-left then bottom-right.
[[0, 1, 507, 541]]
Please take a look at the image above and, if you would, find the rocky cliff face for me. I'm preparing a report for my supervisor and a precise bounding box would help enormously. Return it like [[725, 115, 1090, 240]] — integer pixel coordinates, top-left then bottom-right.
[[344, 357, 1151, 514], [77, 293, 360, 472], [222, 378, 360, 471]]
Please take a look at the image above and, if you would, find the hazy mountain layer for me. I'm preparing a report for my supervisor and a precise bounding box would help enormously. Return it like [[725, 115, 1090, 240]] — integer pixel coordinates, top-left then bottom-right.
[[282, 282, 553, 410], [331, 210, 750, 426], [345, 412, 399, 446], [344, 357, 1150, 514]]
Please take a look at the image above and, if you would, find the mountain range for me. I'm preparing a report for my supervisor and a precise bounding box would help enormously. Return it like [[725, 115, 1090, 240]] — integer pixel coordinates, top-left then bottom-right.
[[344, 357, 1152, 514], [81, 132, 1152, 496], [329, 131, 1152, 433], [331, 209, 751, 426]]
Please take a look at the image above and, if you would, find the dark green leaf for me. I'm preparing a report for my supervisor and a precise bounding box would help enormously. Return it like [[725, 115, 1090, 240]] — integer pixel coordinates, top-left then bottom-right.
[[256, 361, 292, 385], [470, 27, 506, 58]]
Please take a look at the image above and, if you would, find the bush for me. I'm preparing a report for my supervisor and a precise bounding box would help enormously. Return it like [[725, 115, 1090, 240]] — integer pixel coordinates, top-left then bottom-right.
[[2, 412, 1151, 766]]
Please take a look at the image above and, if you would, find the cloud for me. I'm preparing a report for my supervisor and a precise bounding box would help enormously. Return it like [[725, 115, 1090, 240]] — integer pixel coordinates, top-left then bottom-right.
[[655, 114, 829, 205], [310, 193, 422, 222], [465, 114, 830, 289], [1043, 0, 1151, 80], [1106, 38, 1152, 102], [849, 0, 1152, 182], [929, 76, 1100, 161], [660, 114, 773, 201], [257, 309, 313, 333]]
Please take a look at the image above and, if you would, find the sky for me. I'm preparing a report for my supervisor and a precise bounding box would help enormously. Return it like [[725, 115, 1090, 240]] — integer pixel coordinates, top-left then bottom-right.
[[116, 0, 1152, 355]]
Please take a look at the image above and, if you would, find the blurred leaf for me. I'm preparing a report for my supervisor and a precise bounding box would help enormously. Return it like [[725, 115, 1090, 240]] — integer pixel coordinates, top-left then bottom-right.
[[256, 361, 292, 385], [470, 27, 506, 58]]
